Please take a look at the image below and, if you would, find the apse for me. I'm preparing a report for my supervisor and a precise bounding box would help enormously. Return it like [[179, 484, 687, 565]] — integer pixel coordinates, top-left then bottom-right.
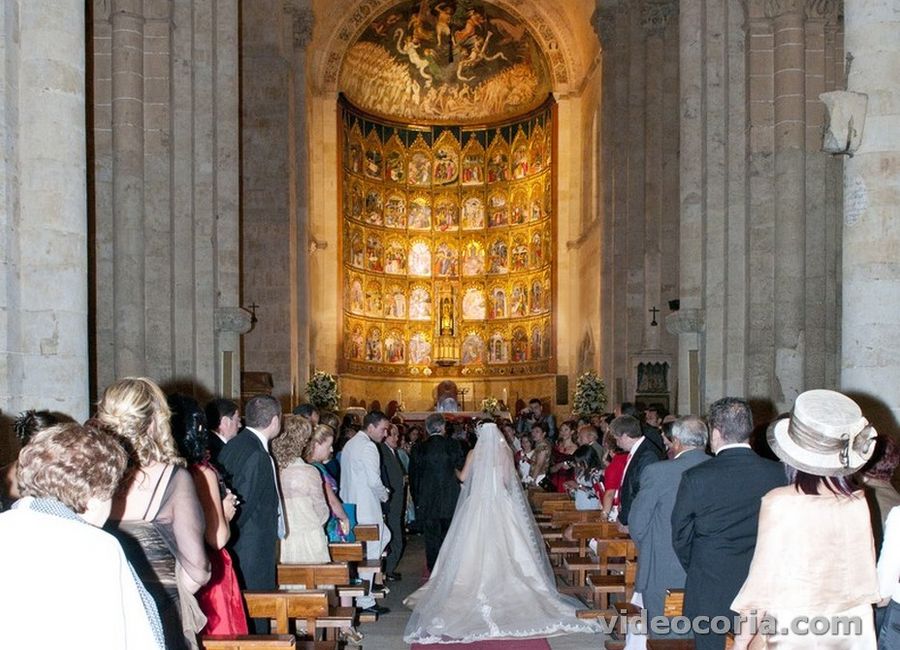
[[336, 1, 557, 409]]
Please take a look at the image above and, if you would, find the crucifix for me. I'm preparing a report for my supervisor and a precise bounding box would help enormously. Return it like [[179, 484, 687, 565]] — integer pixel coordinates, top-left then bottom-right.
[[649, 306, 659, 327]]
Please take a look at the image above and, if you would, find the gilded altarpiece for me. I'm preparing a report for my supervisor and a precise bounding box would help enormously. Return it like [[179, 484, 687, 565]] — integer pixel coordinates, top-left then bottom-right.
[[340, 97, 554, 379]]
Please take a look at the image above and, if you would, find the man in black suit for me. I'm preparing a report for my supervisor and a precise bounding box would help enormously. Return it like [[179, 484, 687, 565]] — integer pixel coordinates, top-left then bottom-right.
[[218, 394, 283, 634], [617, 402, 667, 459], [409, 413, 464, 572], [204, 397, 240, 466], [612, 414, 664, 529], [379, 423, 406, 581], [671, 397, 787, 650]]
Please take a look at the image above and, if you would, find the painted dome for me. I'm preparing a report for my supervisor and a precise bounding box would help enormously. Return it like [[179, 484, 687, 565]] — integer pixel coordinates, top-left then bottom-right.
[[339, 0, 552, 123]]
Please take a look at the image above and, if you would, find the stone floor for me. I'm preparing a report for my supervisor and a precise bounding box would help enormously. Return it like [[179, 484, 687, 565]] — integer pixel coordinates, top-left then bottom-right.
[[356, 533, 607, 649]]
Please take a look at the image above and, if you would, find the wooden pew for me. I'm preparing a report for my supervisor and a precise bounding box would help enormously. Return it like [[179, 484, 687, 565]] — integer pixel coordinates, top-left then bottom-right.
[[202, 636, 296, 650], [243, 590, 330, 638], [277, 563, 366, 602], [549, 520, 621, 567], [529, 489, 570, 513], [202, 637, 336, 650], [276, 564, 357, 638], [583, 540, 638, 608], [349, 524, 385, 589]]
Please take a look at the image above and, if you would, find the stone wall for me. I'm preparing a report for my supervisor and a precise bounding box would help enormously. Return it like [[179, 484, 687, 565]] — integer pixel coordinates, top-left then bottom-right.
[[673, 0, 844, 415], [1, 1, 89, 462], [594, 0, 681, 407], [90, 0, 242, 400]]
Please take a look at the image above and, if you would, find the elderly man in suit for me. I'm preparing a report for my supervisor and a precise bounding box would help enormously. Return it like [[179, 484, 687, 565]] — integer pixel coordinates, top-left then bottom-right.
[[218, 394, 283, 633], [671, 398, 787, 650], [379, 423, 406, 582], [409, 413, 464, 572], [628, 416, 710, 636], [341, 410, 392, 615], [612, 414, 663, 530]]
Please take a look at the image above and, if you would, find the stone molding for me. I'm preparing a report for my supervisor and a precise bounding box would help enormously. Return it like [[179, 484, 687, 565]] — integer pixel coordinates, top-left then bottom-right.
[[215, 307, 254, 335], [592, 0, 628, 45], [641, 0, 678, 36], [764, 0, 806, 18], [312, 0, 579, 93], [284, 1, 315, 49], [665, 308, 705, 335], [804, 0, 840, 21]]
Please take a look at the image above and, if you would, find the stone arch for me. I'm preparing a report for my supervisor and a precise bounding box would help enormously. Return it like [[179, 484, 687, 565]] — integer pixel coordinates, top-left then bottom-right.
[[309, 0, 592, 96]]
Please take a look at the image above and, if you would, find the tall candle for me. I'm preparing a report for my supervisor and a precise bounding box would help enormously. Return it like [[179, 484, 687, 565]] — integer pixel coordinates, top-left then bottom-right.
[[502, 388, 508, 405]]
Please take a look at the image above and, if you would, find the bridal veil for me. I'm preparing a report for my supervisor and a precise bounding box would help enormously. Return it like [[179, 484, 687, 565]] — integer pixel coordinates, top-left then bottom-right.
[[403, 422, 599, 644]]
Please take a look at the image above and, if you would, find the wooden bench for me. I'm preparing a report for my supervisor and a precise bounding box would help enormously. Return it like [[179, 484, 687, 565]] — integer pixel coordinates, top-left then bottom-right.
[[277, 563, 367, 602], [243, 590, 330, 638], [583, 541, 638, 608], [202, 636, 296, 650], [202, 637, 336, 650], [529, 489, 571, 513]]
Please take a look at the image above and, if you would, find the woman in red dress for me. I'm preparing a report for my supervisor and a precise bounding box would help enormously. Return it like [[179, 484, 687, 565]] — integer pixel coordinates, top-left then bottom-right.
[[169, 394, 248, 635], [547, 420, 579, 492]]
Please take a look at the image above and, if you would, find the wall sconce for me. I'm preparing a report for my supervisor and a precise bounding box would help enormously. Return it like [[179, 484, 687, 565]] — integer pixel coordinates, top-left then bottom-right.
[[244, 302, 259, 325], [649, 306, 659, 327]]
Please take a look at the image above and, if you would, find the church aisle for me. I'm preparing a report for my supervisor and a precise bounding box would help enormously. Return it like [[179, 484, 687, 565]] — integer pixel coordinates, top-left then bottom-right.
[[357, 534, 606, 649]]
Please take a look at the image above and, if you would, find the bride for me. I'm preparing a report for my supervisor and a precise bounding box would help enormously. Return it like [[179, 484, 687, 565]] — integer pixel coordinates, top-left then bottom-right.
[[403, 421, 600, 644]]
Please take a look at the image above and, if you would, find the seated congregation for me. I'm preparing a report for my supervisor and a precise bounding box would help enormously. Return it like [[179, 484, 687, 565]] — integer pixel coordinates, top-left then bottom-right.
[[1, 380, 898, 650]]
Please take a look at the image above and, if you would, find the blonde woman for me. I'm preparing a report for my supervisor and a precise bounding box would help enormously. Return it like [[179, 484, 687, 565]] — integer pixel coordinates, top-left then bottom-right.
[[272, 415, 331, 563], [98, 377, 210, 650]]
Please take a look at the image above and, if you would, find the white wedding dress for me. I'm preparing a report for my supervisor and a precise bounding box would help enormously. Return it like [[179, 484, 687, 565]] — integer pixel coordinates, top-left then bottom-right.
[[403, 423, 600, 644]]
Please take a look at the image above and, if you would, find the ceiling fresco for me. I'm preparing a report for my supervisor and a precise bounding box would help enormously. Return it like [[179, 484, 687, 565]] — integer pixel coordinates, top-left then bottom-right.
[[339, 0, 553, 123]]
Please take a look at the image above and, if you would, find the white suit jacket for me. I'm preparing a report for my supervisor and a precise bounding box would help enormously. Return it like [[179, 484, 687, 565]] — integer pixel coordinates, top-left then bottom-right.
[[340, 431, 391, 559]]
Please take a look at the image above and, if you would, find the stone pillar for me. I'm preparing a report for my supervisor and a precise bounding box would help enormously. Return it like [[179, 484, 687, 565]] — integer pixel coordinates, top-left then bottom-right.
[[111, 0, 145, 376], [286, 2, 314, 404], [675, 0, 704, 415], [0, 0, 89, 447], [840, 0, 900, 430], [770, 0, 807, 411]]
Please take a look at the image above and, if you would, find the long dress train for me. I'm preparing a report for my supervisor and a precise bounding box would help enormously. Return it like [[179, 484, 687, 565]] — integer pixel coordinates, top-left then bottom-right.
[[403, 423, 600, 644]]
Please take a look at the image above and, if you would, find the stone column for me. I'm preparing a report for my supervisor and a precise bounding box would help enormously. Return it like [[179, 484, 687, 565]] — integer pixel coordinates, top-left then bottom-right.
[[111, 0, 145, 376], [286, 1, 314, 404], [0, 0, 89, 436], [840, 0, 900, 430], [770, 0, 807, 411], [675, 0, 704, 415]]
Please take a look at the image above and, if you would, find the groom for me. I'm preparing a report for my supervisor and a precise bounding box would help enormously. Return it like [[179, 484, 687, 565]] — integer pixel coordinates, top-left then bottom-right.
[[409, 413, 464, 572]]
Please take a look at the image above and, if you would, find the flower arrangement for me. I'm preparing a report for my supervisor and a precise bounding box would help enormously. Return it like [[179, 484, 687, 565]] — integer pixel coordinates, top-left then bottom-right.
[[572, 371, 607, 416], [305, 370, 341, 411], [481, 396, 500, 418]]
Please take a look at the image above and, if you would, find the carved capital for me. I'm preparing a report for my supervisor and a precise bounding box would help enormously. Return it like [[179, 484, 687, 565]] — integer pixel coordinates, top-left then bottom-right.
[[642, 0, 678, 35], [283, 1, 314, 49], [764, 0, 805, 18], [93, 0, 111, 20], [665, 309, 705, 335], [805, 0, 840, 21], [593, 0, 628, 45], [215, 307, 254, 335]]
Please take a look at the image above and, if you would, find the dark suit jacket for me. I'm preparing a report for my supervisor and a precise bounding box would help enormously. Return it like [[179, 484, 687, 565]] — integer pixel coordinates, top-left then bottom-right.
[[618, 438, 663, 526], [642, 424, 668, 460], [409, 434, 464, 520], [628, 448, 710, 621], [379, 442, 406, 518], [218, 428, 279, 590], [207, 432, 226, 467], [671, 447, 787, 624]]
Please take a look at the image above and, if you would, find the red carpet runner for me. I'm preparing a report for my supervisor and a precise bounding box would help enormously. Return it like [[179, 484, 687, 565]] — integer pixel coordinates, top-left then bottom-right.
[[411, 639, 551, 649]]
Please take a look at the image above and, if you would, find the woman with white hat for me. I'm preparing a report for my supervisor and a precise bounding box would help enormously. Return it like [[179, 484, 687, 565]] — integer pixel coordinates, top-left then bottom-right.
[[730, 389, 881, 649]]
